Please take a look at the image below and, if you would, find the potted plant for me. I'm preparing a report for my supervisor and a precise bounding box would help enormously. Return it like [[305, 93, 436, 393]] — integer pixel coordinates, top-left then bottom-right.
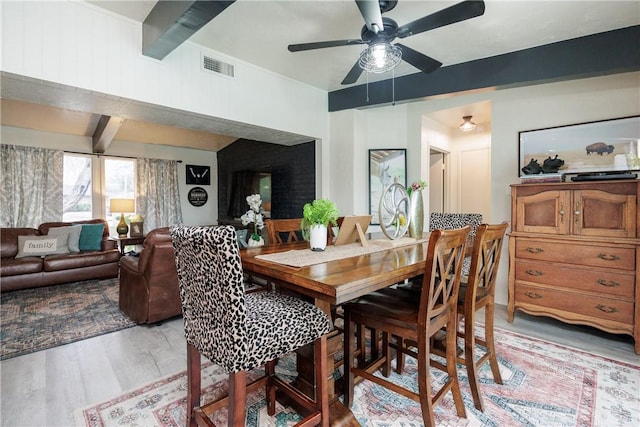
[[300, 199, 339, 251], [240, 194, 265, 246]]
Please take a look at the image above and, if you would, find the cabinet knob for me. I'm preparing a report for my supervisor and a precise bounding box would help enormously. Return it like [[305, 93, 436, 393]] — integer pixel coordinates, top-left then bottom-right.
[[526, 247, 544, 254], [597, 253, 621, 261], [595, 304, 618, 314], [596, 279, 620, 287], [574, 202, 581, 224]]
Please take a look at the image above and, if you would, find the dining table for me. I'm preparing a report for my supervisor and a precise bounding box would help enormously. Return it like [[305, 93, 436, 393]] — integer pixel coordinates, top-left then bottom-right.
[[240, 235, 431, 425]]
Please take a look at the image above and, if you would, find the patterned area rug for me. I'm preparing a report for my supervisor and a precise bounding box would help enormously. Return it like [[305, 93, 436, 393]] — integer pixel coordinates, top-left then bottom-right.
[[0, 278, 136, 360], [75, 327, 640, 426]]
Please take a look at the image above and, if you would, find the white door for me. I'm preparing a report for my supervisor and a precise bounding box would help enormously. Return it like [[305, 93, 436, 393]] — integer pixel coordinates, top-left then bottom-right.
[[460, 147, 490, 220]]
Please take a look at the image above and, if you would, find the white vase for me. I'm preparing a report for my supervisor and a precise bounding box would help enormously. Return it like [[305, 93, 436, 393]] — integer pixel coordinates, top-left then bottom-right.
[[309, 224, 327, 251], [247, 235, 264, 247]]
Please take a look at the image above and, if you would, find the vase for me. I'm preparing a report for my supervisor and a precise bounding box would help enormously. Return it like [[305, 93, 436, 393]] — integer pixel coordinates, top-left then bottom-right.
[[408, 191, 424, 238], [309, 224, 327, 251], [247, 235, 264, 247]]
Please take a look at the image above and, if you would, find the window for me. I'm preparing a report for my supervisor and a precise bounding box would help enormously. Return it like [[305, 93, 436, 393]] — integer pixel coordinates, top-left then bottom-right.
[[104, 158, 135, 236], [63, 154, 136, 235], [63, 154, 92, 222]]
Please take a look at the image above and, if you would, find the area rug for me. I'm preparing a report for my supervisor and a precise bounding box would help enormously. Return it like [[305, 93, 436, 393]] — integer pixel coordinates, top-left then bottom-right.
[[74, 327, 640, 426], [1, 278, 136, 360]]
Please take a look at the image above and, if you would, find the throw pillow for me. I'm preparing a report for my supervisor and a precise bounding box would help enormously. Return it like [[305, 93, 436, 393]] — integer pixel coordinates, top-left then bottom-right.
[[15, 234, 69, 258], [47, 225, 82, 252], [77, 223, 104, 251]]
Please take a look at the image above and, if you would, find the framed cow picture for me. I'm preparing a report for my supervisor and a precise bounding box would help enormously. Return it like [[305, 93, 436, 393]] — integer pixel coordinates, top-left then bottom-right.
[[518, 116, 640, 178]]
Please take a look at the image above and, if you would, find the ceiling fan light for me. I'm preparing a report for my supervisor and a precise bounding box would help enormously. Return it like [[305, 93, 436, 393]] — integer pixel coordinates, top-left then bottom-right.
[[459, 115, 477, 132], [359, 42, 402, 73]]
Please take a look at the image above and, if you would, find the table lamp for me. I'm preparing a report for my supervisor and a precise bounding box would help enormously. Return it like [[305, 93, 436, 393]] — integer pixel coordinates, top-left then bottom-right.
[[110, 198, 135, 237]]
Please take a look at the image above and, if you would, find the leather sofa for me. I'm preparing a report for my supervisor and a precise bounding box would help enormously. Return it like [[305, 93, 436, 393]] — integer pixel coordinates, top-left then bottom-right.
[[118, 227, 182, 323], [0, 219, 120, 292]]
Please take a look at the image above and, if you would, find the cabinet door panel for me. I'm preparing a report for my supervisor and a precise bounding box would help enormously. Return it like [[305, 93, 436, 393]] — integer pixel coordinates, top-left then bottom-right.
[[515, 190, 571, 234], [515, 260, 634, 298], [573, 190, 636, 238]]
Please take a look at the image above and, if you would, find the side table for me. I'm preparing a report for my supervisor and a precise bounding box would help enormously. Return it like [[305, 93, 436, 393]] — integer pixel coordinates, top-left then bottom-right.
[[116, 236, 145, 255]]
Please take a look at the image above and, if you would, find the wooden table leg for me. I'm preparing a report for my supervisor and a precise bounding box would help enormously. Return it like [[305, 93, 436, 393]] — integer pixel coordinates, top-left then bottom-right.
[[294, 329, 359, 426]]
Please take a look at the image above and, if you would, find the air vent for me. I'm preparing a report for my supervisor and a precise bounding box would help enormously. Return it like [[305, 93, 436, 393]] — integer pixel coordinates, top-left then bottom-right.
[[202, 55, 234, 77]]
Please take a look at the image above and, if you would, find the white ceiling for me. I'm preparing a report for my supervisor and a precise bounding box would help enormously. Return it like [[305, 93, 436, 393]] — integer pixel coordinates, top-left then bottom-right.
[[89, 0, 640, 92], [2, 0, 639, 148]]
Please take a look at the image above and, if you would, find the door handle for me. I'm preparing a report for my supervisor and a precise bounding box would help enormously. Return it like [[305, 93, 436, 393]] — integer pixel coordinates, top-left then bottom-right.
[[524, 291, 543, 299], [595, 304, 618, 314], [598, 253, 621, 261], [596, 279, 620, 287]]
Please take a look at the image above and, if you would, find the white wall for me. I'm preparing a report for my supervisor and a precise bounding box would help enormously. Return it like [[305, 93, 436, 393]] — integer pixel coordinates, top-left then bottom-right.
[[1, 0, 332, 226], [1, 126, 217, 226], [0, 0, 328, 140], [330, 71, 640, 305]]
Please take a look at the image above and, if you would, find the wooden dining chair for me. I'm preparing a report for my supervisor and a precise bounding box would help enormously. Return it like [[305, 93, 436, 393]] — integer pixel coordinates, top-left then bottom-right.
[[266, 217, 341, 246], [343, 226, 471, 427], [436, 221, 509, 411], [265, 218, 304, 244], [170, 224, 332, 427]]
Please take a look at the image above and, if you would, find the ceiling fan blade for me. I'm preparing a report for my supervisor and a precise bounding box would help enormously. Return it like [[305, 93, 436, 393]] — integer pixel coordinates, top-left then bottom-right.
[[355, 0, 384, 33], [396, 43, 442, 74], [341, 60, 364, 85], [288, 39, 365, 52], [397, 0, 485, 38]]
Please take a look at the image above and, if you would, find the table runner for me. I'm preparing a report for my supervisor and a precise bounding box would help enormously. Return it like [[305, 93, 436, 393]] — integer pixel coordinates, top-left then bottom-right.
[[255, 237, 426, 268]]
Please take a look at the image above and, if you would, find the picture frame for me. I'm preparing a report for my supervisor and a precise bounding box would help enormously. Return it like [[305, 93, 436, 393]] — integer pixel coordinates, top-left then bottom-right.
[[369, 149, 407, 225], [130, 222, 143, 237], [186, 164, 211, 185], [518, 116, 640, 177], [187, 187, 208, 207]]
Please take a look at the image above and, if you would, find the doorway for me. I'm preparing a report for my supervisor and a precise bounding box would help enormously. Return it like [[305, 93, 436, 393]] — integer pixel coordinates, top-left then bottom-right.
[[429, 149, 446, 213]]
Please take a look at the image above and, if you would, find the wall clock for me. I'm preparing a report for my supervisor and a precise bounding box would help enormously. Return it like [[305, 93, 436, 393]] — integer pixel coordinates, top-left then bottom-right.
[[186, 164, 210, 185], [188, 187, 208, 207]]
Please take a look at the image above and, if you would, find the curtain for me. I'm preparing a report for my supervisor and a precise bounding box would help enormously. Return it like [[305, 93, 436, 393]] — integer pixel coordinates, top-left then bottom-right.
[[136, 158, 182, 234], [0, 144, 63, 227]]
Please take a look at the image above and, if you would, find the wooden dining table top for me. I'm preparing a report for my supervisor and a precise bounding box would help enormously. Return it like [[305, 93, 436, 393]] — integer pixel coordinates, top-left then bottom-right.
[[240, 238, 430, 312]]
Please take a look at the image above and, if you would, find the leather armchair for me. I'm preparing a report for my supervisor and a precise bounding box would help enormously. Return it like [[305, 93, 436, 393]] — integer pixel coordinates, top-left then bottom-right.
[[118, 227, 182, 324]]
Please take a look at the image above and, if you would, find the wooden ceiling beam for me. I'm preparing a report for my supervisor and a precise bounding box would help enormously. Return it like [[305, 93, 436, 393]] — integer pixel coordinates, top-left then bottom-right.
[[143, 1, 235, 60], [93, 115, 124, 153]]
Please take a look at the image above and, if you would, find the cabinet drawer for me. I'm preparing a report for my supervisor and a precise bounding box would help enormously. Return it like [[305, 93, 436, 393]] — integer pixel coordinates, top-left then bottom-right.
[[515, 284, 634, 324], [515, 260, 634, 299], [515, 240, 635, 270]]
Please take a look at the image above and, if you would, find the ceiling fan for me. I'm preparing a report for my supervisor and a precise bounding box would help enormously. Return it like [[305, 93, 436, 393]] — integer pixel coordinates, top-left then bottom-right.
[[287, 0, 486, 85]]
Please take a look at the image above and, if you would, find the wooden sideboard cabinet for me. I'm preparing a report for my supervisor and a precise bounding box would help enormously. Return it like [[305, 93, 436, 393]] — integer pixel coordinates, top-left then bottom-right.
[[508, 180, 640, 354]]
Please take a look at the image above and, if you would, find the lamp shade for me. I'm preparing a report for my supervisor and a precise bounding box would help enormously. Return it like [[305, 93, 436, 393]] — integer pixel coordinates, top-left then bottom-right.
[[110, 198, 135, 214], [459, 115, 477, 132]]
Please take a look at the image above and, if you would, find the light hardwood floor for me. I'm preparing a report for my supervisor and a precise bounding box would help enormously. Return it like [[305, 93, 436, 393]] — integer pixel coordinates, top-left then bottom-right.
[[1, 305, 638, 427]]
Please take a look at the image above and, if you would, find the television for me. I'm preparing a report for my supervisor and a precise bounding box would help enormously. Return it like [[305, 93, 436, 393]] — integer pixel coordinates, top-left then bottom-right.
[[227, 169, 271, 219]]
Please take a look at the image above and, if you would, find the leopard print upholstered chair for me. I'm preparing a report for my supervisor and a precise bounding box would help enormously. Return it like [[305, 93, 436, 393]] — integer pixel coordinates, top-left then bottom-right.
[[170, 224, 332, 427], [429, 213, 483, 275]]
